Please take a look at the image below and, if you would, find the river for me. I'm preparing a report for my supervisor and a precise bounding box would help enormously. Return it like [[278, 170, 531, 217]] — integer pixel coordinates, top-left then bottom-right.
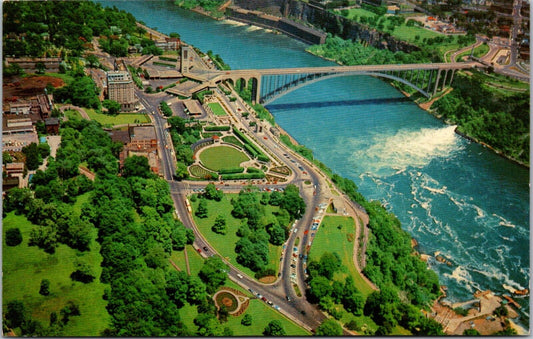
[[99, 0, 530, 322]]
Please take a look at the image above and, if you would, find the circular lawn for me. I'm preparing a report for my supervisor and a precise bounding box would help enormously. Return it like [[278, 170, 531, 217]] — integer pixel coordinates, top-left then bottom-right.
[[199, 146, 249, 171], [214, 291, 239, 312]]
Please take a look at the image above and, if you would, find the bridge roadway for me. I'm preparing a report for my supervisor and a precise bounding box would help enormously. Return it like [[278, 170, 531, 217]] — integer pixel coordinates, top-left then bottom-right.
[[212, 61, 479, 78]]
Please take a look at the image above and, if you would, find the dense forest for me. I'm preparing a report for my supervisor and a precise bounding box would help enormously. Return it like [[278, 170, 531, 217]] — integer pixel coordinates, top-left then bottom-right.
[[433, 72, 530, 165], [3, 1, 137, 58]]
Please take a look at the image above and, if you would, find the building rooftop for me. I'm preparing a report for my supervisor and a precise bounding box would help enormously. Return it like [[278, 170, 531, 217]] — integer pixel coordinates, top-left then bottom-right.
[[130, 126, 157, 141]]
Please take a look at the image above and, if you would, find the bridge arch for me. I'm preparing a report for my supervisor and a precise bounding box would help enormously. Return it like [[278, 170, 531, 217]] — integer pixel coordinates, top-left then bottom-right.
[[260, 71, 438, 105]]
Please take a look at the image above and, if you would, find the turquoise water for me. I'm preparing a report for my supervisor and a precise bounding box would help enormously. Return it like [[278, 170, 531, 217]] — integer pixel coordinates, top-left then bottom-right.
[[99, 0, 530, 316]]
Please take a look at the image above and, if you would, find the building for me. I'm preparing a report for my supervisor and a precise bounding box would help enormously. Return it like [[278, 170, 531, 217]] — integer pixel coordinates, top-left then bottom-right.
[[129, 126, 158, 151], [155, 37, 181, 51], [30, 94, 53, 120], [5, 57, 61, 74], [2, 117, 39, 152], [45, 118, 60, 135], [107, 126, 160, 174], [8, 101, 31, 115], [106, 70, 138, 111]]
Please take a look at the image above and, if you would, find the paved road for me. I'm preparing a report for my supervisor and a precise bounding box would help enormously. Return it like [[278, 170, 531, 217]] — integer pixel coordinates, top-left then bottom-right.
[[135, 65, 369, 333]]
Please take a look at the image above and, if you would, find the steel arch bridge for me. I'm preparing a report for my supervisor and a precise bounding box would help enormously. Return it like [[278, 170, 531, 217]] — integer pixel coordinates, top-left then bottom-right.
[[181, 46, 480, 105]]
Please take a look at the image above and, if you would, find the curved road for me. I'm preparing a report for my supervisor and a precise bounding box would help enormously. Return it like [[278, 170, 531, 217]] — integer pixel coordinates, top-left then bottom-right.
[[137, 80, 366, 333]]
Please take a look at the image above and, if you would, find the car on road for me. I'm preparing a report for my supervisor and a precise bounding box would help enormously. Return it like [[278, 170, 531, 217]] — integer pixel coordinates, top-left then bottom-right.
[[286, 295, 291, 301], [261, 296, 267, 302], [248, 288, 255, 294], [196, 248, 201, 253], [304, 230, 309, 235], [267, 300, 273, 306], [203, 246, 208, 252], [237, 273, 243, 279], [290, 264, 296, 268]]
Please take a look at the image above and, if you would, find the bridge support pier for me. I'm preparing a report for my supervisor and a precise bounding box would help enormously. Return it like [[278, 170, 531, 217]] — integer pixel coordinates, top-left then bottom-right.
[[433, 69, 442, 96]]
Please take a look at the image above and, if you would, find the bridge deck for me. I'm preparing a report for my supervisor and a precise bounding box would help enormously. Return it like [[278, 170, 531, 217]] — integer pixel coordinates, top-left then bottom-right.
[[213, 62, 479, 78]]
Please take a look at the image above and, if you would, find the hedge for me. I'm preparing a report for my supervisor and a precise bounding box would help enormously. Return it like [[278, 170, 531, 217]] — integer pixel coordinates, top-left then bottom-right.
[[204, 126, 231, 132], [159, 56, 178, 62], [219, 167, 245, 174], [257, 154, 270, 163], [220, 172, 265, 180], [246, 167, 261, 173]]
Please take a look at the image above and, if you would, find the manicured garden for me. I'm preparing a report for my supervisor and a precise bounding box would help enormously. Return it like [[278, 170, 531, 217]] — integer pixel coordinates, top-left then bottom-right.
[[208, 102, 227, 116], [199, 146, 249, 171]]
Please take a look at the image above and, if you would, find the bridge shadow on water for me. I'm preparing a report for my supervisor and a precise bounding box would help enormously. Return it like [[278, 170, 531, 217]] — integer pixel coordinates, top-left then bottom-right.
[[265, 97, 411, 111]]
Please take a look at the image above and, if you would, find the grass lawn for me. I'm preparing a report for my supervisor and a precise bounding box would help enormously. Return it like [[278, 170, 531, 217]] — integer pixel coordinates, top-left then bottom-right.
[[390, 24, 442, 44], [199, 146, 249, 171], [3, 211, 110, 336], [175, 248, 308, 336], [85, 108, 150, 126], [309, 215, 374, 296], [225, 298, 310, 336], [190, 194, 283, 279], [339, 8, 377, 20], [64, 109, 82, 120], [170, 245, 206, 276], [208, 102, 227, 116]]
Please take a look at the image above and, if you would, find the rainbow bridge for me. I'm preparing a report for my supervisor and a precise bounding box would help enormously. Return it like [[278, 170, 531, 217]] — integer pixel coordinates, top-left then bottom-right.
[[181, 46, 480, 105]]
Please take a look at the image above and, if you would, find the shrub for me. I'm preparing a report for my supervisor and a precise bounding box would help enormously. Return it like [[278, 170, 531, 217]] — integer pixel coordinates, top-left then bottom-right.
[[5, 228, 23, 246]]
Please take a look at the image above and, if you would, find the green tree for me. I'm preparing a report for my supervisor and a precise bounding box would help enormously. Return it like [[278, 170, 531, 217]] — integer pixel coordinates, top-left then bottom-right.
[[204, 183, 223, 201], [463, 328, 481, 335], [211, 215, 227, 234], [85, 54, 100, 68], [22, 143, 43, 170], [3, 151, 13, 165], [174, 162, 189, 181], [122, 155, 152, 178], [187, 275, 207, 305], [308, 276, 333, 302], [5, 228, 23, 246], [280, 184, 305, 219], [103, 99, 121, 115], [5, 300, 27, 329], [28, 225, 58, 254], [70, 260, 95, 283], [263, 320, 286, 336], [218, 305, 229, 323], [165, 270, 189, 308], [196, 198, 209, 218], [315, 318, 343, 336], [37, 143, 51, 159], [241, 313, 252, 326], [199, 256, 229, 294], [39, 279, 51, 296]]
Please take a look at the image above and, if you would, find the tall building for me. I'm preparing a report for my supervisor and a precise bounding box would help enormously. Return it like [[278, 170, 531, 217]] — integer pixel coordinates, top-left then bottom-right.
[[106, 70, 137, 111]]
